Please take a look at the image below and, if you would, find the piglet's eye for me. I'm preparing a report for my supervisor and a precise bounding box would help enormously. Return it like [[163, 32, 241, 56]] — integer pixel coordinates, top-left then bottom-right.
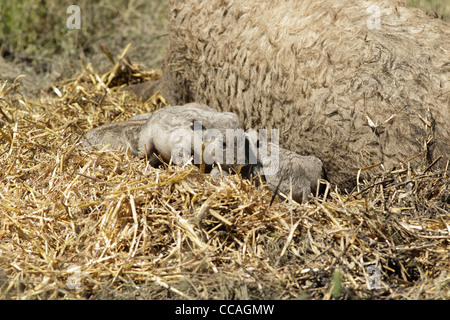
[[190, 122, 207, 132]]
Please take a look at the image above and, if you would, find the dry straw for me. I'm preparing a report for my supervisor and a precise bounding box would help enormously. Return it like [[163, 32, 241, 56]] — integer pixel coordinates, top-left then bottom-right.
[[0, 46, 448, 300]]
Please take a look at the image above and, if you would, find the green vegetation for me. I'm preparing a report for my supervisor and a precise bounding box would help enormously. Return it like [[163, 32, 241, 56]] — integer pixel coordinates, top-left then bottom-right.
[[407, 0, 450, 18], [0, 0, 168, 62], [0, 0, 168, 95]]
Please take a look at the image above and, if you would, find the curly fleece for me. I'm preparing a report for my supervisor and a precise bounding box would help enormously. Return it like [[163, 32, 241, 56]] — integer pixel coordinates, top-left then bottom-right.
[[158, 0, 450, 189]]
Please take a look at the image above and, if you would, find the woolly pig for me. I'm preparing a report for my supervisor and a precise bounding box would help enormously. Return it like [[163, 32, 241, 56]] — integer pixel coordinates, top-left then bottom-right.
[[136, 0, 450, 190], [136, 104, 241, 165], [84, 103, 242, 167], [84, 119, 145, 155], [244, 130, 326, 202]]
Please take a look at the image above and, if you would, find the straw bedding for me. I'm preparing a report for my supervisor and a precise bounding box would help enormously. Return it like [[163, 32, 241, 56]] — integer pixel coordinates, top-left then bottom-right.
[[0, 50, 448, 300]]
